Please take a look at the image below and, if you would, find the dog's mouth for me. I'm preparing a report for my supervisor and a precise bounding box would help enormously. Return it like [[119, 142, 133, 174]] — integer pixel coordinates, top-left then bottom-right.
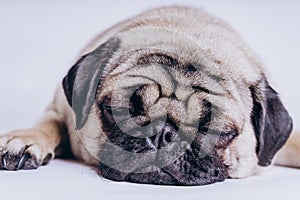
[[98, 141, 228, 186], [96, 97, 233, 186]]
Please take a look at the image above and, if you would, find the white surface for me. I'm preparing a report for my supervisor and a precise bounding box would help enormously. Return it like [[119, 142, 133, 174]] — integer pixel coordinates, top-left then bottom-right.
[[1, 159, 300, 200], [0, 0, 299, 199]]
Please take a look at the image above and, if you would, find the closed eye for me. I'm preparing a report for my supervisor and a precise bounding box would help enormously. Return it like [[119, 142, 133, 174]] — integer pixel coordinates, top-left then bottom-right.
[[192, 85, 224, 96], [192, 85, 210, 93]]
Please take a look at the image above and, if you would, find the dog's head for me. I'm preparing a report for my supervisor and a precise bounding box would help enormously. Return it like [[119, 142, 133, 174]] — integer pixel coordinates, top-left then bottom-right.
[[62, 25, 292, 186]]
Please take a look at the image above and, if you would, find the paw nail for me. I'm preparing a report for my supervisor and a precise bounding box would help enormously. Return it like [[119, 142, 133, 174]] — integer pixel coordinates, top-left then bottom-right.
[[42, 153, 53, 165], [17, 153, 30, 170], [2, 153, 8, 168]]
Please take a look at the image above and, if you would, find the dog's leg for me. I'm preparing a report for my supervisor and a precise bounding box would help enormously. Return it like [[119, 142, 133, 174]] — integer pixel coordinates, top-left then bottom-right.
[[0, 87, 69, 170], [274, 130, 300, 168]]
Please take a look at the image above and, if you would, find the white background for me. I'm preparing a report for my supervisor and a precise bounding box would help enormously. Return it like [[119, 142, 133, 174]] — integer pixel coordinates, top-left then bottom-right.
[[0, 0, 299, 200]]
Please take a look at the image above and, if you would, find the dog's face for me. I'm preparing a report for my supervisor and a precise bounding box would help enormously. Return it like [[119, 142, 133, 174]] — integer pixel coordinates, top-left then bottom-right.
[[62, 26, 292, 186]]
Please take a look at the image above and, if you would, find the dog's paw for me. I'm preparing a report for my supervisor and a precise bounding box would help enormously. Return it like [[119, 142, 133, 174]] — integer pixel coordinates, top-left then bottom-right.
[[0, 130, 54, 171]]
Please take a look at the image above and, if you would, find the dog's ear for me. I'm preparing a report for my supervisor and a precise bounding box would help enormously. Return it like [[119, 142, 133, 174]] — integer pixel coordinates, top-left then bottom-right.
[[250, 79, 293, 166], [62, 37, 121, 130]]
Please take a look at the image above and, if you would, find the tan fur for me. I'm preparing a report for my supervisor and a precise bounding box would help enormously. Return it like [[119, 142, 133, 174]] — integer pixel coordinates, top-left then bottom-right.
[[275, 130, 300, 167]]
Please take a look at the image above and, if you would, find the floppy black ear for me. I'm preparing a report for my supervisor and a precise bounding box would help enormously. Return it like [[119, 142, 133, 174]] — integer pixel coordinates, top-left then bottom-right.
[[62, 37, 121, 130], [250, 79, 293, 166]]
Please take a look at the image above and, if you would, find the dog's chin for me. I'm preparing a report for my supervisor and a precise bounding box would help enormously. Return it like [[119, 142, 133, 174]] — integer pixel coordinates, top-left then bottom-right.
[[98, 140, 228, 186]]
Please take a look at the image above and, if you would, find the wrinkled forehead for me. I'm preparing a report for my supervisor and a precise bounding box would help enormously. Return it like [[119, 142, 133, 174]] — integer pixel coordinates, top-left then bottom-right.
[[98, 57, 243, 131], [91, 27, 263, 86]]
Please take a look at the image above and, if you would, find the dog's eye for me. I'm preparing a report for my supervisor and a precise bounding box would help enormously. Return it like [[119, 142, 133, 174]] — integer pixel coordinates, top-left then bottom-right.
[[105, 106, 132, 115], [199, 129, 238, 149], [215, 130, 238, 148], [192, 85, 210, 93]]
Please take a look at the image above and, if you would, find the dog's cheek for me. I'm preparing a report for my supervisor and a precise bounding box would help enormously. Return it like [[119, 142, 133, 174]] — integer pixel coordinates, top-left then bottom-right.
[[218, 123, 259, 178]]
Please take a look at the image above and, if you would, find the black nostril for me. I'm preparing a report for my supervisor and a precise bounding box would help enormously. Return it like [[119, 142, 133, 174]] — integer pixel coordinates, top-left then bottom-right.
[[149, 118, 180, 149], [157, 122, 179, 148], [164, 131, 173, 143], [161, 125, 175, 143]]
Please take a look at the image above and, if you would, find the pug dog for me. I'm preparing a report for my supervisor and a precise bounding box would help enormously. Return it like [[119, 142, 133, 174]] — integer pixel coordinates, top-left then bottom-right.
[[0, 6, 299, 186]]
